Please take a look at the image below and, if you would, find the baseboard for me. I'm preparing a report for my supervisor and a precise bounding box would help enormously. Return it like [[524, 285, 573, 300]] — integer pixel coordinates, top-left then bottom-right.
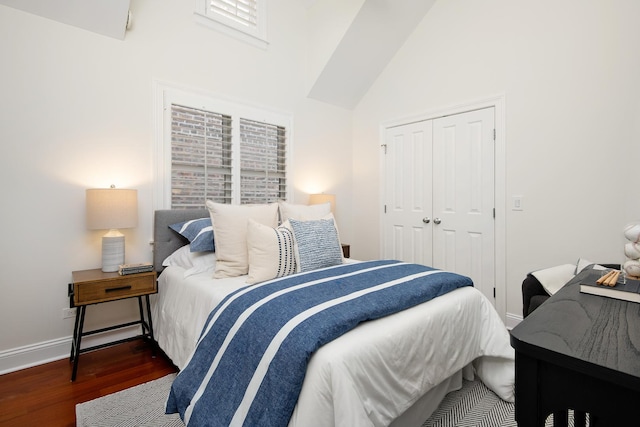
[[0, 326, 141, 375], [505, 312, 523, 330]]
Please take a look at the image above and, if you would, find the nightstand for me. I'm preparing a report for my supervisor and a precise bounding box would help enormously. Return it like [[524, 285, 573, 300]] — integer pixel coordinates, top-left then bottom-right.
[[68, 268, 157, 381], [341, 244, 350, 258]]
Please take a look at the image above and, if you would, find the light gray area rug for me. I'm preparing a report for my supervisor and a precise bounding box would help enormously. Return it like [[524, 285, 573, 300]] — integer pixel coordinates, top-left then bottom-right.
[[422, 379, 517, 427], [76, 374, 183, 427], [422, 379, 584, 427], [76, 374, 581, 427]]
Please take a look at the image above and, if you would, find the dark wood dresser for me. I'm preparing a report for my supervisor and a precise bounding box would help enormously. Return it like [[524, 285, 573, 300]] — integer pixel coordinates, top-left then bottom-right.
[[510, 269, 640, 426]]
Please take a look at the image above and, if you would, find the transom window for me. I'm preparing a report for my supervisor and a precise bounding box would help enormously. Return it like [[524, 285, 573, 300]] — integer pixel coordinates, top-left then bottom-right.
[[194, 0, 268, 48], [210, 0, 258, 29]]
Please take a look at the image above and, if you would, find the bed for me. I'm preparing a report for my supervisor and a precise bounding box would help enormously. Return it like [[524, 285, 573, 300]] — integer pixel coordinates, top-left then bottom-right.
[[151, 206, 514, 427]]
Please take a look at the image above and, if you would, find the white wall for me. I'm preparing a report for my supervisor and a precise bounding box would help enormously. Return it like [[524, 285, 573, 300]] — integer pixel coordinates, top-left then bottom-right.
[[351, 0, 640, 322], [0, 0, 353, 371], [3, 0, 639, 372]]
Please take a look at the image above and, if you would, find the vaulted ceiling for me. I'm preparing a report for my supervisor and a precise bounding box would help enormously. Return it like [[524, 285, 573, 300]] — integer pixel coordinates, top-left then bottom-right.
[[0, 0, 130, 40], [0, 0, 435, 109], [306, 0, 436, 109]]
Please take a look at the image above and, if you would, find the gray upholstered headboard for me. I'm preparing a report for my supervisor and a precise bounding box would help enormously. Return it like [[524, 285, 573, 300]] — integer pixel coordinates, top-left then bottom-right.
[[153, 209, 209, 274]]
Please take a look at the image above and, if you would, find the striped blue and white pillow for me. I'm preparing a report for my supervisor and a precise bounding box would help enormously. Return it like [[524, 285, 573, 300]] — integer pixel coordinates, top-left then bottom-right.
[[289, 218, 343, 272], [169, 218, 215, 252], [247, 219, 297, 284]]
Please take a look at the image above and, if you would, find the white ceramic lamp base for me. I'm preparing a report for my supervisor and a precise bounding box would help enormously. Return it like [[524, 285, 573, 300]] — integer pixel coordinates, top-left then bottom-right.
[[102, 230, 125, 272]]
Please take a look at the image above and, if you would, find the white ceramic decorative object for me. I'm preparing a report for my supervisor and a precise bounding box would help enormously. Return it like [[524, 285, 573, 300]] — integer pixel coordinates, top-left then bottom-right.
[[623, 259, 640, 278], [624, 242, 640, 260], [623, 221, 640, 279], [623, 222, 640, 243]]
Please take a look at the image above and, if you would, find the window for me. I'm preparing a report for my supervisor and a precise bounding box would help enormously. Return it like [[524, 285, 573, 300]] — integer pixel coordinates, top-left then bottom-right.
[[239, 118, 287, 204], [210, 0, 258, 29], [155, 85, 291, 209], [194, 0, 268, 48], [170, 105, 233, 207]]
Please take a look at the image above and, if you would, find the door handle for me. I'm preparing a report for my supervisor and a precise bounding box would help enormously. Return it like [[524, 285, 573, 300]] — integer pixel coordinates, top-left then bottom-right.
[[422, 217, 431, 224], [433, 218, 442, 225]]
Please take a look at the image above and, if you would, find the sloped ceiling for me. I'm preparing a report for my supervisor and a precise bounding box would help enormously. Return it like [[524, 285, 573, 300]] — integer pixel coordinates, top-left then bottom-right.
[[0, 0, 130, 40], [0, 0, 433, 106], [307, 0, 436, 109]]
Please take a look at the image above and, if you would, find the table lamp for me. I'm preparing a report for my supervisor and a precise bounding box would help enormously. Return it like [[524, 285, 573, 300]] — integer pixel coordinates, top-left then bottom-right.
[[86, 186, 138, 272], [309, 193, 335, 213]]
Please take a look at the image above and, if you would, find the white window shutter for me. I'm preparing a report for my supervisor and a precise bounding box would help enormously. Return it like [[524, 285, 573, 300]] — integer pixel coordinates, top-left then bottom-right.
[[239, 118, 287, 204], [209, 0, 258, 28], [195, 0, 267, 47], [170, 104, 233, 208]]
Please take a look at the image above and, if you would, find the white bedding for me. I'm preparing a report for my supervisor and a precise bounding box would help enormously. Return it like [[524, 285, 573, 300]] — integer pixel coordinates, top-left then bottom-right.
[[151, 265, 514, 427]]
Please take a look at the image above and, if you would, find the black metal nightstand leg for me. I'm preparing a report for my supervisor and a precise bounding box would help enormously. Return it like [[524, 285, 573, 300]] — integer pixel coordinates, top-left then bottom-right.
[[71, 305, 86, 381], [70, 306, 81, 362], [137, 296, 145, 334], [145, 295, 156, 357]]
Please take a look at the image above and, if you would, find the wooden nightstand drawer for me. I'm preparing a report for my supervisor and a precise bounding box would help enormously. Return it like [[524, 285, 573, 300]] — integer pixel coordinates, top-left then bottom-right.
[[71, 269, 157, 306]]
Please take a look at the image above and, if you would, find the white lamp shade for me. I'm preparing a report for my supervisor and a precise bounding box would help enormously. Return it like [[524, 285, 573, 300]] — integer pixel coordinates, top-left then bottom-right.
[[86, 188, 138, 272], [86, 188, 138, 230], [309, 193, 336, 213]]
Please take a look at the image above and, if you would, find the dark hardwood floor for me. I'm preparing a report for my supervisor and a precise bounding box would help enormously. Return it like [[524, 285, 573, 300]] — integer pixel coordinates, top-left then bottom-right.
[[0, 339, 178, 427]]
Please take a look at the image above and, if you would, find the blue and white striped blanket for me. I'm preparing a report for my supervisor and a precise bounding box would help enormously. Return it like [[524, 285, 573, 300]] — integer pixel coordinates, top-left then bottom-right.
[[166, 260, 472, 426]]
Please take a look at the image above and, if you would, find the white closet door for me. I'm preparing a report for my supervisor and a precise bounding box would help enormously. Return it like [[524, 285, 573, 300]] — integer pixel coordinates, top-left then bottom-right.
[[432, 107, 495, 303], [382, 107, 496, 305], [382, 120, 433, 265]]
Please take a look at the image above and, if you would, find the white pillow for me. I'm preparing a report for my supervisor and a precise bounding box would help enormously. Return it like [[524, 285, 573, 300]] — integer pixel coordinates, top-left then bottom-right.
[[246, 219, 297, 284], [162, 245, 216, 277], [278, 200, 331, 223], [206, 201, 279, 278], [575, 258, 606, 274], [289, 216, 343, 272], [531, 264, 576, 295]]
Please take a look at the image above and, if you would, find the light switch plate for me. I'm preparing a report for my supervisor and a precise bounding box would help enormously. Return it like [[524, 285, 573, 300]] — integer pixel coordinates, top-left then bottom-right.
[[512, 195, 524, 211]]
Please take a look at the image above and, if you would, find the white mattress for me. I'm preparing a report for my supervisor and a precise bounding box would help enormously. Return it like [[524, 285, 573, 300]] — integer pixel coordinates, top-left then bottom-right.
[[151, 265, 514, 427]]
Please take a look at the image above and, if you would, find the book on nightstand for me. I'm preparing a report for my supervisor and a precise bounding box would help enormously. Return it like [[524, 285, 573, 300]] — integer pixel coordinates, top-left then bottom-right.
[[118, 262, 154, 275], [580, 271, 640, 303]]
